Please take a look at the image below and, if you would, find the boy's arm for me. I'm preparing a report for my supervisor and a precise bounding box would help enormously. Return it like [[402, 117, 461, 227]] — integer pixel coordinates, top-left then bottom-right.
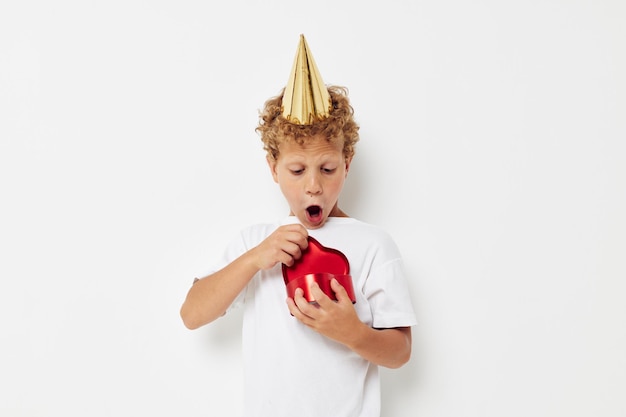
[[287, 279, 412, 369], [345, 325, 412, 369], [180, 224, 309, 330], [180, 249, 260, 329]]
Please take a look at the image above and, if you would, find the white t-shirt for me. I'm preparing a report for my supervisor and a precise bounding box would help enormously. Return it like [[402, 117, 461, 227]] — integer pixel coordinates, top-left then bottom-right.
[[209, 217, 417, 417]]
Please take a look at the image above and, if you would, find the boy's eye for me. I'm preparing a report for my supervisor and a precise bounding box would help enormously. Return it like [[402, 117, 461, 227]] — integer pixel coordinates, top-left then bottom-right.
[[291, 169, 304, 175], [322, 167, 336, 174]]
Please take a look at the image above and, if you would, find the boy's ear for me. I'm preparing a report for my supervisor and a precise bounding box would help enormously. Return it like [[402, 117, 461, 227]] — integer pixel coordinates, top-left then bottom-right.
[[345, 156, 352, 177], [267, 156, 279, 183]]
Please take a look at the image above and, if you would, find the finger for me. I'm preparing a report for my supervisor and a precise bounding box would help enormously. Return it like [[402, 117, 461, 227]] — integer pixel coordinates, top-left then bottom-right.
[[288, 230, 309, 251], [283, 223, 307, 234], [290, 223, 309, 237], [287, 289, 307, 314], [280, 244, 303, 266], [330, 278, 350, 303], [309, 282, 334, 310], [281, 224, 308, 244], [293, 287, 319, 317], [286, 297, 303, 319], [291, 225, 310, 247]]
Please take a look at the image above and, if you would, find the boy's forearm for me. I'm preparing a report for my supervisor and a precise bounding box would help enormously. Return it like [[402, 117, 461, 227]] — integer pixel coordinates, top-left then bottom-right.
[[346, 325, 412, 369], [180, 250, 259, 329]]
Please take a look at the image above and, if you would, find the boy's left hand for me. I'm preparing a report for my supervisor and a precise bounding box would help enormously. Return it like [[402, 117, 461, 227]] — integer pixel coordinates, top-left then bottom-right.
[[287, 278, 363, 344]]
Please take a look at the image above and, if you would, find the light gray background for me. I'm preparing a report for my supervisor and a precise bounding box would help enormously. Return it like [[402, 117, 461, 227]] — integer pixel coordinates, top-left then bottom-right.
[[1, 1, 624, 416]]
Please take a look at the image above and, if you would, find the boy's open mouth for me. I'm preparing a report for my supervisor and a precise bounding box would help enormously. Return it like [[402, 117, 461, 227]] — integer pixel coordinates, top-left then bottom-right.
[[306, 205, 323, 223]]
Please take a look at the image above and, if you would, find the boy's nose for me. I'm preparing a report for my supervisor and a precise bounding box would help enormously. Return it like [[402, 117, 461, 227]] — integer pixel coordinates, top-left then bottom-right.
[[305, 173, 322, 195]]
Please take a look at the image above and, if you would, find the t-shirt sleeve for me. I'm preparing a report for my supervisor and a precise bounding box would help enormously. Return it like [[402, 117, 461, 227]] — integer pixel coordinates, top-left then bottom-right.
[[198, 231, 251, 313], [364, 257, 418, 329]]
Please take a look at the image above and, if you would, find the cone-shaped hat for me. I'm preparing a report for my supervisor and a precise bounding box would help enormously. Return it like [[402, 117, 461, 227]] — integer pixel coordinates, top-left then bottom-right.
[[282, 34, 331, 125]]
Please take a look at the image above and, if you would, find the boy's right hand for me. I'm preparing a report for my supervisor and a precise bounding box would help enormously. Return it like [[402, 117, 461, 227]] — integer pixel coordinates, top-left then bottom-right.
[[252, 224, 309, 270]]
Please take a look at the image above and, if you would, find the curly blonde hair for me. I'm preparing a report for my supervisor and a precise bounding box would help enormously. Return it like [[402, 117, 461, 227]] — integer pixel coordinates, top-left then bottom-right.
[[256, 85, 360, 161]]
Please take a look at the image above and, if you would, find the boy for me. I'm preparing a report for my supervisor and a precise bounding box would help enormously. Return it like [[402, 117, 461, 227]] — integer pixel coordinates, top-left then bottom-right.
[[180, 35, 417, 417]]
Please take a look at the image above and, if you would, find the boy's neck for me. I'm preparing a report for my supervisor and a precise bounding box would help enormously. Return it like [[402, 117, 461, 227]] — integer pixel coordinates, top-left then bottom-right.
[[329, 207, 349, 218]]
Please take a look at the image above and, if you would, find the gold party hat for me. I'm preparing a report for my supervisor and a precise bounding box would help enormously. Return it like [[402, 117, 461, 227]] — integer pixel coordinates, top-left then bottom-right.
[[282, 34, 331, 125]]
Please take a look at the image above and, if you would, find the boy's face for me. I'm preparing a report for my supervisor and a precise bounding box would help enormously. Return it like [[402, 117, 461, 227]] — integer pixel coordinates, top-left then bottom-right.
[[268, 135, 351, 230]]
